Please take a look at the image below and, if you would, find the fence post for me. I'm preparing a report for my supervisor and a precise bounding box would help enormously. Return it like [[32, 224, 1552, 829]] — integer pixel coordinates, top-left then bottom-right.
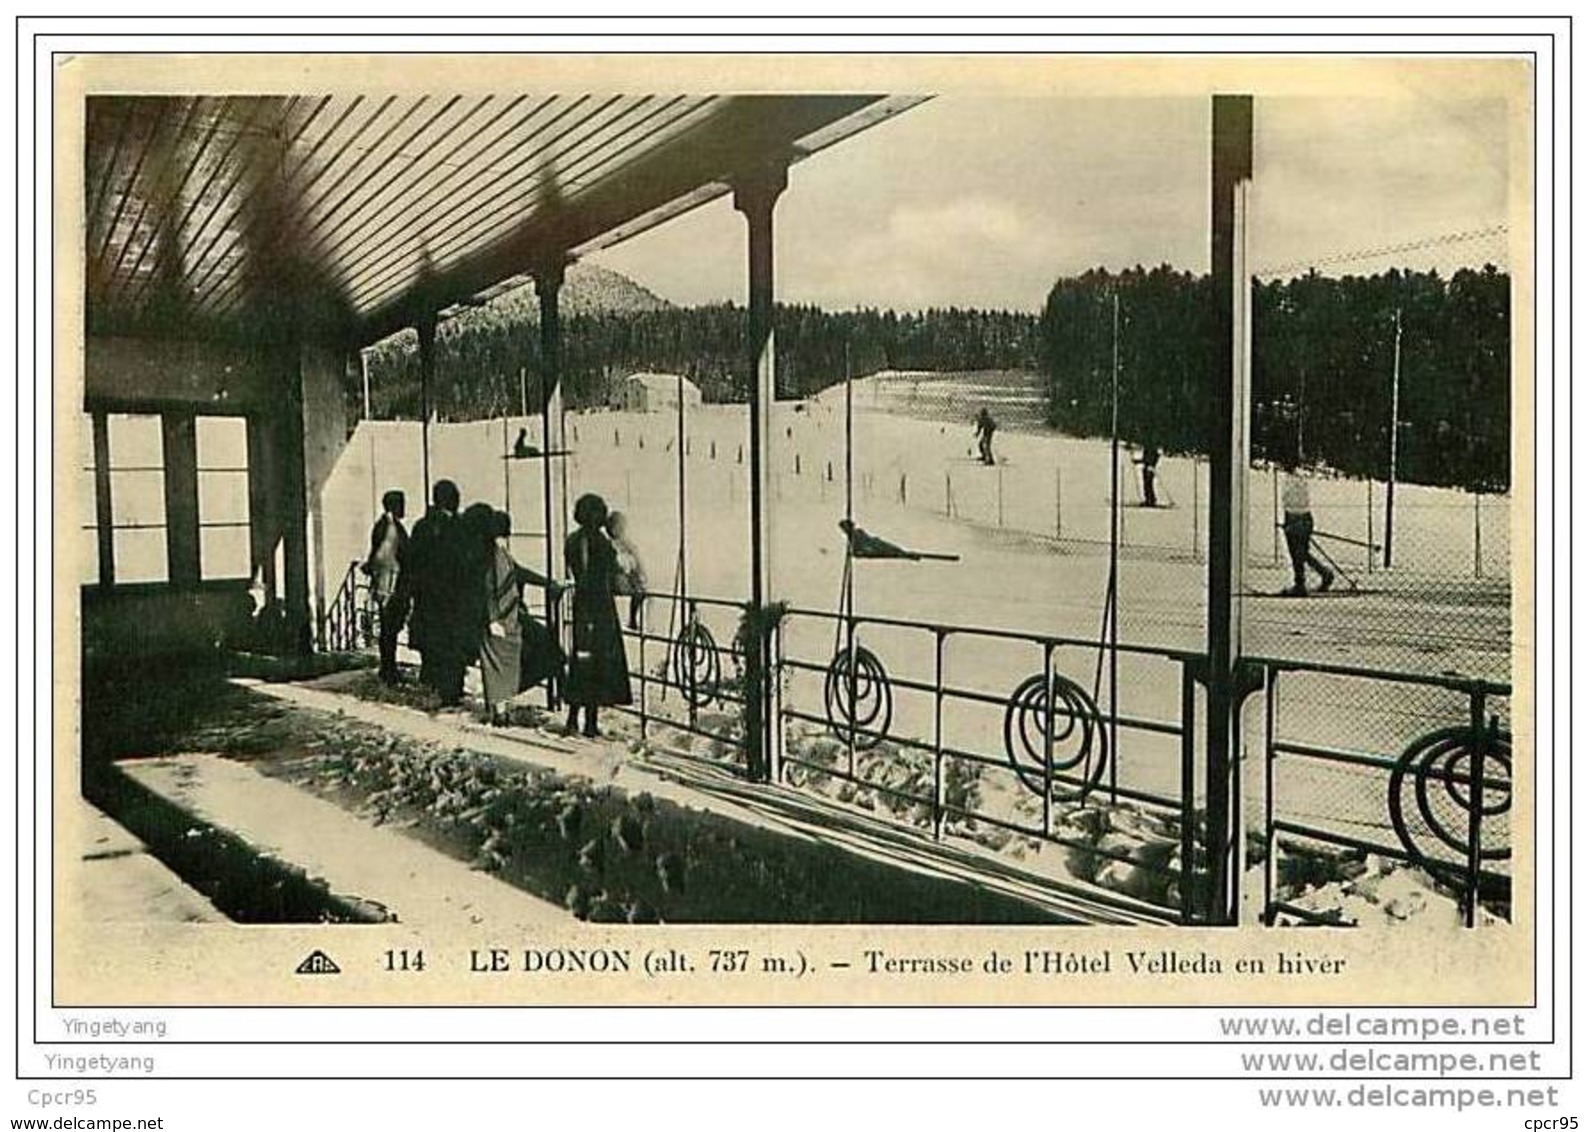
[[1180, 660, 1198, 924], [686, 601, 700, 731], [768, 613, 785, 783], [1271, 464, 1280, 565], [1366, 479, 1376, 574], [944, 470, 953, 517], [1473, 492, 1483, 578], [1262, 665, 1277, 925], [1041, 640, 1055, 839], [743, 604, 766, 782], [637, 602, 648, 742], [1054, 461, 1063, 539], [1463, 692, 1489, 928], [932, 628, 946, 841]]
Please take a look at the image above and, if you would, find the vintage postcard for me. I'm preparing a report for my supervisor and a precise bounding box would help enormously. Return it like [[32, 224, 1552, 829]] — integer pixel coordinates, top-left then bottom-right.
[[51, 49, 1536, 1012]]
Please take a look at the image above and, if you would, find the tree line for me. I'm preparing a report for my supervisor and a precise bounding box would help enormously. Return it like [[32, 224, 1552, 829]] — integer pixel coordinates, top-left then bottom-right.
[[1039, 263, 1510, 492], [358, 303, 1041, 421], [356, 261, 1509, 494]]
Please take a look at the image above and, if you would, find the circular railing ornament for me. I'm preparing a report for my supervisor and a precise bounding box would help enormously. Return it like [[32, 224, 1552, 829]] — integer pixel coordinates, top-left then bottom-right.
[[669, 620, 721, 708], [1002, 671, 1109, 800], [824, 645, 893, 750], [1388, 724, 1512, 871]]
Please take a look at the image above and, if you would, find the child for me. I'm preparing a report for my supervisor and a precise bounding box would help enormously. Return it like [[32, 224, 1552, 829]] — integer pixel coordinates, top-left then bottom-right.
[[605, 510, 649, 630]]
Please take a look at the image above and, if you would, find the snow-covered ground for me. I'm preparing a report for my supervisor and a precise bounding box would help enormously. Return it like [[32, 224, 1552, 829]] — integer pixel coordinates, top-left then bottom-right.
[[317, 392, 1515, 905], [322, 391, 1512, 683]]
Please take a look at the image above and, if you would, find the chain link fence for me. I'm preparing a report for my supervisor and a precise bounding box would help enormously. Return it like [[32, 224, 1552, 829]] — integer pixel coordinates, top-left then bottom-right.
[[1247, 225, 1512, 684]]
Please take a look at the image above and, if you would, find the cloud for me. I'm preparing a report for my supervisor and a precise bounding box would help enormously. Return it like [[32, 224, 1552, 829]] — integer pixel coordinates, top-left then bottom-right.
[[592, 91, 1513, 311]]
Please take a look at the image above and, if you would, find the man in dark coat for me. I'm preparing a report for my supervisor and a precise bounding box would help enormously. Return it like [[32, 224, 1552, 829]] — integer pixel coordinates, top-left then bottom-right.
[[403, 479, 474, 705], [361, 489, 409, 683]]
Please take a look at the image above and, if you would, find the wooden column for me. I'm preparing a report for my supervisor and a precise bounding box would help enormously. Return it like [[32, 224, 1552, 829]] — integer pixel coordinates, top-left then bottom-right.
[[733, 159, 787, 783], [533, 259, 567, 584], [533, 259, 568, 710], [279, 347, 313, 655], [1204, 94, 1254, 925], [161, 412, 200, 587], [91, 411, 113, 587], [417, 312, 437, 495]]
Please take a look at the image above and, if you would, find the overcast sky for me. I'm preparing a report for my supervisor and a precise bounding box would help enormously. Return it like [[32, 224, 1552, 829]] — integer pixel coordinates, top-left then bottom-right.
[[589, 94, 1511, 312]]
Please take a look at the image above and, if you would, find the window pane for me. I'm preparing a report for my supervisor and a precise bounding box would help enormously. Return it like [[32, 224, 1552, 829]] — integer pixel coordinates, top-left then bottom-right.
[[79, 528, 100, 585], [77, 413, 95, 469], [200, 525, 251, 580], [196, 416, 248, 469], [109, 469, 166, 526], [106, 413, 163, 469], [77, 467, 98, 526], [198, 470, 249, 525], [112, 528, 168, 583]]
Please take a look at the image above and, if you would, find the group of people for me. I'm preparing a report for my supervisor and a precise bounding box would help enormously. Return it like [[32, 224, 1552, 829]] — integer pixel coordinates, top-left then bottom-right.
[[361, 480, 643, 736]]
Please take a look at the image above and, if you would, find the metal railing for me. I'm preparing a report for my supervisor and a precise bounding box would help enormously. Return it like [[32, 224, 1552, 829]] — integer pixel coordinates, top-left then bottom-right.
[[607, 591, 752, 774], [774, 603, 1207, 923], [1259, 657, 1513, 928], [600, 585, 1210, 924], [316, 564, 1516, 929], [322, 559, 375, 653]]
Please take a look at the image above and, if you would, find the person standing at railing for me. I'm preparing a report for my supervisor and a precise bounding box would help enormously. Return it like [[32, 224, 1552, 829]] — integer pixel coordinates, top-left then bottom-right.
[[563, 493, 633, 738], [1281, 466, 1333, 597], [479, 508, 562, 725], [605, 509, 648, 631], [361, 489, 409, 684], [405, 479, 474, 706]]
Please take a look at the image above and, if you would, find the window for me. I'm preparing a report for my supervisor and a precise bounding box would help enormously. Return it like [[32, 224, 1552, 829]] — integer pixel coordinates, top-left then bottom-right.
[[105, 412, 168, 584], [79, 410, 253, 587], [196, 416, 251, 579]]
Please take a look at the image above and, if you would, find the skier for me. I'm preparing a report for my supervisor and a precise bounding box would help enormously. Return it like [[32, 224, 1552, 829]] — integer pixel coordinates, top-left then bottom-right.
[[973, 407, 998, 465], [1133, 444, 1162, 507], [1280, 467, 1333, 596], [839, 520, 959, 562]]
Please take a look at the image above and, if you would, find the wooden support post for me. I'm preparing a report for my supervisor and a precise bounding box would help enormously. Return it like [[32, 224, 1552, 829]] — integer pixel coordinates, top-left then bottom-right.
[[91, 412, 113, 587], [1204, 94, 1254, 926], [734, 158, 787, 783], [161, 413, 200, 587], [533, 258, 567, 709], [416, 313, 436, 498]]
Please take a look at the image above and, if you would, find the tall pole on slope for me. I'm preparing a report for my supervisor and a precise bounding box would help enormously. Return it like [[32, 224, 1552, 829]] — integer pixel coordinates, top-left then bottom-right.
[[1384, 307, 1403, 569], [1108, 290, 1121, 800]]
